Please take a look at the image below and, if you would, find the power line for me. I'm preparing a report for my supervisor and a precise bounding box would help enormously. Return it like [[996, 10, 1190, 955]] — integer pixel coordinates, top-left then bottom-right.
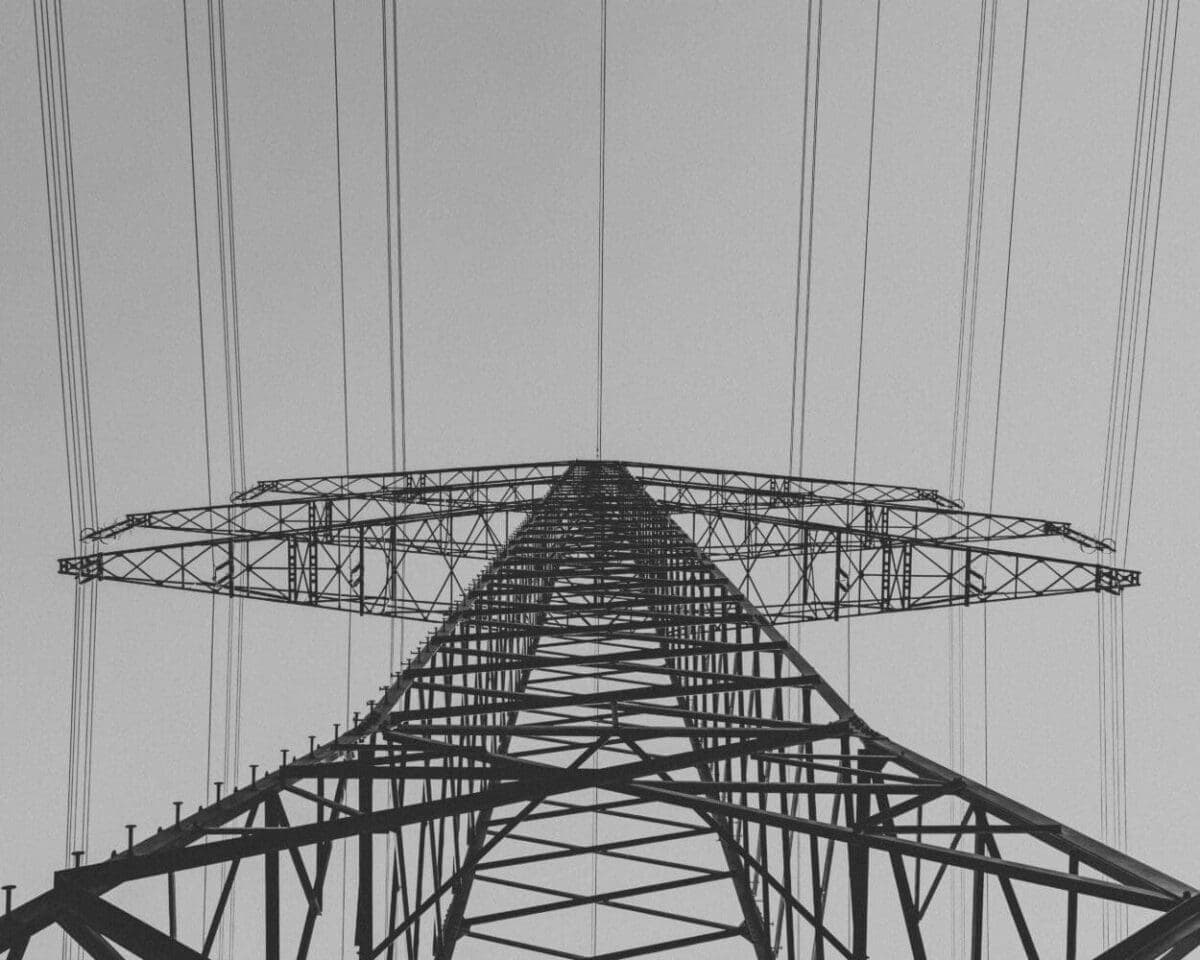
[[976, 4, 1032, 949], [334, 1, 350, 480], [946, 1, 996, 948], [847, 0, 882, 709], [1098, 4, 1154, 542], [33, 6, 101, 959], [981, 0, 1032, 799], [179, 0, 225, 946], [785, 0, 817, 675], [1122, 1, 1181, 566], [389, 0, 407, 477], [781, 3, 820, 937], [591, 8, 610, 951], [333, 0, 353, 735], [595, 0, 608, 460], [788, 0, 815, 480], [850, 0, 881, 490], [797, 0, 823, 482], [985, 0, 1030, 524], [195, 2, 248, 951], [1093, 1, 1180, 944], [332, 9, 353, 954], [379, 5, 410, 951]]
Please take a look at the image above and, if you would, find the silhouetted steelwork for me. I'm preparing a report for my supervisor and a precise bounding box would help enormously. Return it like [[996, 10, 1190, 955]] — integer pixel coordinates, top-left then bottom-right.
[[2, 460, 1194, 958]]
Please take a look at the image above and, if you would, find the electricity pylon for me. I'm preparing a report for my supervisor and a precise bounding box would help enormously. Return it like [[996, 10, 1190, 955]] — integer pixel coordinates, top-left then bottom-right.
[[2, 460, 1196, 958]]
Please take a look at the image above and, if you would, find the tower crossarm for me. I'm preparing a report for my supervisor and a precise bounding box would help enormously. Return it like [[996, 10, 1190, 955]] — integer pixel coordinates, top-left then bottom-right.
[[85, 460, 1102, 553], [663, 503, 1137, 623], [58, 500, 1140, 627], [60, 502, 516, 621], [621, 460, 956, 507], [638, 475, 1108, 551], [86, 474, 553, 541], [236, 458, 945, 505], [230, 459, 575, 501]]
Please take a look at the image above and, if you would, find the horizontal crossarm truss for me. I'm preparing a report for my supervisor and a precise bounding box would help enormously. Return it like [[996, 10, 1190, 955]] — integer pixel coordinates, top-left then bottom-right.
[[60, 461, 1137, 626]]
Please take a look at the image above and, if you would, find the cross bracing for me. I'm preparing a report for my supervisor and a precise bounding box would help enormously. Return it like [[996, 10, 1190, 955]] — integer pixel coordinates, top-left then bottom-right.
[[62, 460, 1132, 626], [3, 460, 1194, 958]]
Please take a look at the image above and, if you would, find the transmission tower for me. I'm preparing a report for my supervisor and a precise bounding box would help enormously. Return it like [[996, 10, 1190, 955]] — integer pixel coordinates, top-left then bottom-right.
[[2, 460, 1195, 958]]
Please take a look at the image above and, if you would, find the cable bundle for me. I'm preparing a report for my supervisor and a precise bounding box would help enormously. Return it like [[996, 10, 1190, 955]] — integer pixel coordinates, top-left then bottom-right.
[[1095, 0, 1181, 946], [32, 9, 100, 960], [182, 0, 248, 952]]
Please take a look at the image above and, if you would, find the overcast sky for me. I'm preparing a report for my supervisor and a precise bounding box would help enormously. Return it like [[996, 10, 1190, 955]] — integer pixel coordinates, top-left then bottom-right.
[[1, 1, 1197, 954]]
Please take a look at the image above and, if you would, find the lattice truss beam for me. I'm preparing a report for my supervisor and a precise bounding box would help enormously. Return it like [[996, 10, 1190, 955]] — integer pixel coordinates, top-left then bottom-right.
[[59, 459, 1135, 625], [4, 461, 1193, 959]]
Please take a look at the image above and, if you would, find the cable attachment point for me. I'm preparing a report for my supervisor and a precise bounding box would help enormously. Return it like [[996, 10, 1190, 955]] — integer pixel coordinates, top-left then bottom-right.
[[84, 515, 140, 541], [58, 554, 103, 583]]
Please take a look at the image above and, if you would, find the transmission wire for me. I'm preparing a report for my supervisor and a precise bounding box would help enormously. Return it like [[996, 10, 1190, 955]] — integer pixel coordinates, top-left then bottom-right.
[[1093, 2, 1179, 943], [595, 0, 608, 460], [1098, 13, 1156, 908], [179, 0, 225, 943], [379, 3, 410, 952], [786, 0, 814, 481], [1094, 1, 1155, 934], [1122, 1, 1181, 568], [846, 0, 882, 709], [389, 0, 407, 667], [392, 1, 407, 481], [590, 3, 609, 952], [798, 0, 823, 483], [981, 0, 1031, 801], [1098, 2, 1154, 539], [780, 0, 819, 927], [34, 8, 102, 960], [975, 3, 1032, 949], [330, 4, 354, 955], [946, 1, 994, 946], [35, 9, 103, 960], [201, 3, 247, 950]]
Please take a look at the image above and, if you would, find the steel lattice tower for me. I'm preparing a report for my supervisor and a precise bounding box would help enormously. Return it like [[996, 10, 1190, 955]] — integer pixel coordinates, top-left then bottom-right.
[[2, 460, 1196, 958]]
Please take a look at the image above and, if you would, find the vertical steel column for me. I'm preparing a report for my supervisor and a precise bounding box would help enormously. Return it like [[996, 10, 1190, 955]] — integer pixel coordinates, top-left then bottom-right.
[[356, 740, 373, 957], [264, 801, 280, 960]]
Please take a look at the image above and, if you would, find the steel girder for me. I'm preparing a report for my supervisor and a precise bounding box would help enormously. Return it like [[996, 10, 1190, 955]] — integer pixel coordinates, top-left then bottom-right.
[[3, 460, 1192, 959]]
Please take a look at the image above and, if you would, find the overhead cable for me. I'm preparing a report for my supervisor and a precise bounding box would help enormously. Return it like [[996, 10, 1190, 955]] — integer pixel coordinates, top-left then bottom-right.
[[33, 5, 100, 960]]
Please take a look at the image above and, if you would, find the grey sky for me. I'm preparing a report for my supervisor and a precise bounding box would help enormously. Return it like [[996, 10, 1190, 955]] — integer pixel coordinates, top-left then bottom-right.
[[1, 0, 1197, 954]]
